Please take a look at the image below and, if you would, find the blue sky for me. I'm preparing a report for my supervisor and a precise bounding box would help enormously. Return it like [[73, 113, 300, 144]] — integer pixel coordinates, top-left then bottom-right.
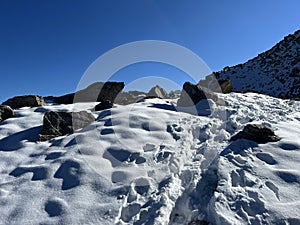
[[0, 0, 300, 102]]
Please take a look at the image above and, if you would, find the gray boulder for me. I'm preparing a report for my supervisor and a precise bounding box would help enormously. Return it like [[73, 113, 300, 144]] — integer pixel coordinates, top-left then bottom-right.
[[46, 82, 125, 104], [199, 74, 233, 94], [0, 105, 14, 122], [230, 124, 280, 143], [177, 82, 218, 107], [146, 85, 168, 99], [39, 111, 95, 141], [2, 95, 46, 109]]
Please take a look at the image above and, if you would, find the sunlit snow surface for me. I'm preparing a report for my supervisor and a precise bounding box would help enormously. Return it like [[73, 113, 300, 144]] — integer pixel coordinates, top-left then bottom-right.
[[0, 93, 299, 225]]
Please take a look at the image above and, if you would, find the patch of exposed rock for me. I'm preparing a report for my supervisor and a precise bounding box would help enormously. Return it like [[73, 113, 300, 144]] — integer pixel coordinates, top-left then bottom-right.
[[0, 105, 14, 122], [39, 111, 95, 141], [2, 95, 46, 109], [45, 82, 124, 104], [177, 82, 218, 107], [230, 124, 280, 143]]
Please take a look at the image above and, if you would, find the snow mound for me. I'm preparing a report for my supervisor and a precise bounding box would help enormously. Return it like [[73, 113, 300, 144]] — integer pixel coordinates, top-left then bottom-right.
[[0, 94, 299, 224]]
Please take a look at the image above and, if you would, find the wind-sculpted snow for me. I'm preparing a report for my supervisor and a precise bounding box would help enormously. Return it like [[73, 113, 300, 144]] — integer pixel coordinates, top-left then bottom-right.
[[0, 94, 299, 224]]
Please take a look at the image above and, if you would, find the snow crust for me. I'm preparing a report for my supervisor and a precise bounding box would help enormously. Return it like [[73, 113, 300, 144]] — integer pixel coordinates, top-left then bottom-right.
[[0, 93, 299, 224]]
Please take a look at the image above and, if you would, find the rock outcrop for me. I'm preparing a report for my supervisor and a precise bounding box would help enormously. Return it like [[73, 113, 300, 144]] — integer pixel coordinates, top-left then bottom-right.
[[45, 82, 125, 104], [0, 105, 14, 122], [115, 91, 146, 105], [230, 124, 280, 143], [39, 111, 95, 141], [177, 82, 218, 107], [146, 85, 168, 99], [2, 95, 46, 109]]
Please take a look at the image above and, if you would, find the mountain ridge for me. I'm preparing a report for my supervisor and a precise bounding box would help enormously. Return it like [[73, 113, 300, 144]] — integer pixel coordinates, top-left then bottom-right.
[[206, 29, 300, 98]]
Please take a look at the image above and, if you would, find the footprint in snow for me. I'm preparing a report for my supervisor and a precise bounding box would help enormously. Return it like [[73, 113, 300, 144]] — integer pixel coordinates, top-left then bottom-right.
[[276, 171, 300, 183], [54, 160, 81, 190], [45, 197, 68, 217], [265, 181, 280, 200], [10, 166, 48, 181], [103, 148, 146, 167], [256, 152, 277, 165], [279, 142, 300, 151]]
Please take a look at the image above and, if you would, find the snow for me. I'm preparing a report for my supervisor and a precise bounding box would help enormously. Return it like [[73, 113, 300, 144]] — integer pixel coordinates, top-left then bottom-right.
[[0, 93, 299, 224], [215, 30, 300, 98]]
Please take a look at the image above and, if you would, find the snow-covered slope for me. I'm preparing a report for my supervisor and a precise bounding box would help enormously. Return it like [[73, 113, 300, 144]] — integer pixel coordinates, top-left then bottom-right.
[[213, 30, 300, 98], [0, 94, 299, 224]]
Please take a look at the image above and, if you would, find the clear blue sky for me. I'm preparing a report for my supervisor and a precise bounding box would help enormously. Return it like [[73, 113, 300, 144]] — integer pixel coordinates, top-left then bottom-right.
[[1, 0, 299, 102]]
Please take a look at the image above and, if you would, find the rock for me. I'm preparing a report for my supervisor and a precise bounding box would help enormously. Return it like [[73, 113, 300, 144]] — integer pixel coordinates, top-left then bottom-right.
[[39, 111, 95, 141], [47, 82, 125, 104], [115, 91, 146, 105], [146, 85, 168, 99], [0, 105, 14, 122], [168, 90, 181, 99], [199, 75, 233, 94], [219, 79, 233, 93], [230, 124, 281, 143], [2, 95, 46, 109], [44, 93, 74, 104], [177, 82, 218, 107], [95, 100, 113, 111]]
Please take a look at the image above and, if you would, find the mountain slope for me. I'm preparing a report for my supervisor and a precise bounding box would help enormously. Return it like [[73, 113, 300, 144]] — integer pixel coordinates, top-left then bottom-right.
[[213, 30, 300, 98], [0, 94, 299, 224]]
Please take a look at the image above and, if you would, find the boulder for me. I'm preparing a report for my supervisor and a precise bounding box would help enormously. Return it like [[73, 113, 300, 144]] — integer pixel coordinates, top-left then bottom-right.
[[219, 79, 233, 93], [0, 105, 14, 122], [177, 82, 218, 107], [199, 75, 233, 94], [39, 111, 95, 141], [146, 85, 168, 99], [95, 100, 113, 111], [45, 82, 125, 104], [2, 95, 46, 109], [75, 81, 125, 103], [230, 124, 280, 143], [44, 93, 74, 104]]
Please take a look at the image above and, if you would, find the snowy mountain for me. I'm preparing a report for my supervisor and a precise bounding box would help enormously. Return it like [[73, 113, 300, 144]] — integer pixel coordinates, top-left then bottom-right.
[[210, 30, 300, 98], [0, 93, 299, 224]]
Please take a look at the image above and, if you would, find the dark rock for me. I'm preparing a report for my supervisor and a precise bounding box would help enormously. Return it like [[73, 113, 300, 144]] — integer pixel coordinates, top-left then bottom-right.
[[199, 75, 233, 94], [45, 82, 124, 104], [219, 79, 233, 93], [95, 100, 113, 111], [2, 95, 46, 109], [44, 93, 74, 104], [0, 105, 14, 122], [146, 85, 168, 99], [230, 124, 281, 143], [39, 111, 95, 141], [177, 82, 218, 107], [75, 82, 125, 103]]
